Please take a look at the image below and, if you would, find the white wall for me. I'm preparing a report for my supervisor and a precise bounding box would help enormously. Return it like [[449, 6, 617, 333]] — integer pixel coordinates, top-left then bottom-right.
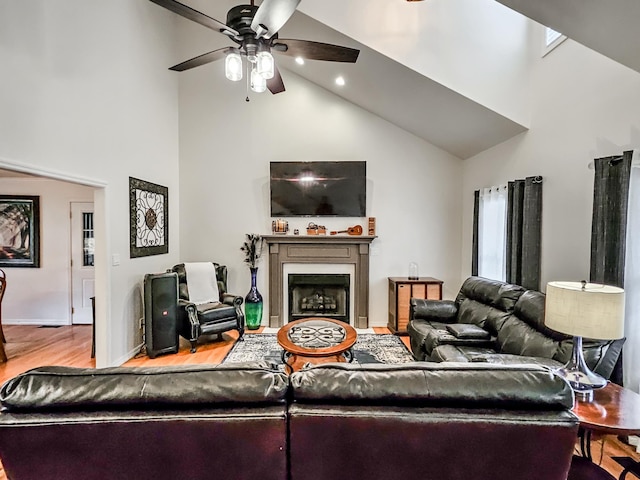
[[299, 0, 536, 127], [461, 32, 640, 290], [0, 1, 181, 366], [0, 178, 94, 324], [177, 61, 464, 324]]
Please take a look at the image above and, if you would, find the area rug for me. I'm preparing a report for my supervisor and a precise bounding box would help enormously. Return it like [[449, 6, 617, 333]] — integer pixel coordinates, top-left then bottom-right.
[[222, 333, 414, 366]]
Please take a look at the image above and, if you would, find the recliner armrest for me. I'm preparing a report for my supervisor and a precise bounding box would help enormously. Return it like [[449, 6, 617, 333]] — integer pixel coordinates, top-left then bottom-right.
[[410, 298, 458, 323], [221, 293, 243, 307]]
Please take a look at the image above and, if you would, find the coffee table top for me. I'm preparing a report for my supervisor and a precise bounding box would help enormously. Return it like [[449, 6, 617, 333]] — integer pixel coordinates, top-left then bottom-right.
[[573, 382, 640, 435], [277, 317, 357, 357]]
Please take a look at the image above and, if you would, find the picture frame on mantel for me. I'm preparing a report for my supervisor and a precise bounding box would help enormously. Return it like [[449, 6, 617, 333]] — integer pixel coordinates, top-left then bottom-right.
[[0, 195, 40, 268], [129, 177, 168, 258]]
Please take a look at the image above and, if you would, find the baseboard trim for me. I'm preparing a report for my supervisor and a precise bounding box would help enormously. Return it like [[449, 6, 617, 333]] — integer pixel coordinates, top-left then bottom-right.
[[111, 343, 144, 367], [3, 319, 70, 326]]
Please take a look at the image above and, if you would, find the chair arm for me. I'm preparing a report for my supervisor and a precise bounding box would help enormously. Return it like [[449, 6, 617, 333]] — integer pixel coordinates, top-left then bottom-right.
[[221, 293, 244, 307], [410, 298, 459, 323], [175, 299, 200, 344]]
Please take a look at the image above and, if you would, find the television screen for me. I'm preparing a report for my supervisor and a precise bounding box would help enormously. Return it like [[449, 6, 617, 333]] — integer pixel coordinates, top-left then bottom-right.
[[270, 161, 366, 217]]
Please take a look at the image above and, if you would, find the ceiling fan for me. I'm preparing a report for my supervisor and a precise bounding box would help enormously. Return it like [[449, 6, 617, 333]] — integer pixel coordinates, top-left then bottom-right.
[[149, 0, 360, 95]]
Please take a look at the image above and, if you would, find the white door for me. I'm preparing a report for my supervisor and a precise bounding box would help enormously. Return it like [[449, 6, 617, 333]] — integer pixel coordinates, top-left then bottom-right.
[[70, 202, 95, 325]]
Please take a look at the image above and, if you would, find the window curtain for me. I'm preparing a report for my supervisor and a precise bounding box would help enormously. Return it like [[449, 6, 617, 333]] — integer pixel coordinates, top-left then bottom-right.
[[472, 190, 479, 276], [624, 152, 640, 393], [590, 150, 633, 386], [506, 176, 543, 291], [477, 185, 507, 281]]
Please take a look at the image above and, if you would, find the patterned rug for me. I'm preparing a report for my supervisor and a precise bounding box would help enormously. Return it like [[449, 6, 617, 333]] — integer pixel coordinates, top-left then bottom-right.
[[222, 333, 414, 366]]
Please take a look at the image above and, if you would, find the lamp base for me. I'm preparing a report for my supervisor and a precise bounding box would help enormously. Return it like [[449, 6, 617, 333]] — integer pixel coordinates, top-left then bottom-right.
[[553, 336, 607, 403]]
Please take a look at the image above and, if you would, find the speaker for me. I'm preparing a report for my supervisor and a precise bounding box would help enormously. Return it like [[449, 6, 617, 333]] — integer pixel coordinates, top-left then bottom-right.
[[143, 272, 179, 358]]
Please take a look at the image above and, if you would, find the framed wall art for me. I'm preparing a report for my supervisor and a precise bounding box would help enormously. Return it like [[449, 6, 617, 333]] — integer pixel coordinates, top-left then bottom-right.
[[0, 195, 40, 268], [129, 177, 168, 258]]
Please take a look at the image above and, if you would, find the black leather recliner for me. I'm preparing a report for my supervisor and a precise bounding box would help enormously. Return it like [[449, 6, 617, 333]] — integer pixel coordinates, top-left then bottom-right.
[[172, 263, 244, 352]]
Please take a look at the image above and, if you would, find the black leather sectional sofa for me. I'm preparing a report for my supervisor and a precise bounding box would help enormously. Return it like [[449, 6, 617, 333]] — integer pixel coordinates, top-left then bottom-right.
[[408, 276, 624, 379], [0, 362, 580, 480]]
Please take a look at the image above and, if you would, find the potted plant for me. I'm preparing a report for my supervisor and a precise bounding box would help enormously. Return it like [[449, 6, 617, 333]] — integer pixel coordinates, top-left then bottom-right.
[[241, 234, 265, 329]]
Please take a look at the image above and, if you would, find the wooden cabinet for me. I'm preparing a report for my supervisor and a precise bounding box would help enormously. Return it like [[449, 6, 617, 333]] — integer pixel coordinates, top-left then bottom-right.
[[388, 277, 443, 335]]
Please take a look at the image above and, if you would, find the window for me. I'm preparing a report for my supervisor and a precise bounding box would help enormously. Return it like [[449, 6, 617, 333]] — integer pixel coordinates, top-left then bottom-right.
[[478, 185, 507, 281], [82, 212, 94, 267], [543, 27, 567, 56]]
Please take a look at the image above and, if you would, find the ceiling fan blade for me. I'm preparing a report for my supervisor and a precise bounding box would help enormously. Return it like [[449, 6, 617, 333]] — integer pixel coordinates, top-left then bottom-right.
[[149, 0, 239, 37], [169, 47, 236, 72], [251, 0, 301, 39], [267, 65, 286, 94], [274, 39, 360, 63]]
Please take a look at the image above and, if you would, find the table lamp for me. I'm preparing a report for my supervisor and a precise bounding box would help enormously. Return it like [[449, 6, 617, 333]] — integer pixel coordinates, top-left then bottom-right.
[[544, 280, 625, 402]]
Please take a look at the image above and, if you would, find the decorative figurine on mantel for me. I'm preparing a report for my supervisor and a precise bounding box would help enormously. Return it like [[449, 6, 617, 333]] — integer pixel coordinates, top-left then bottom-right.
[[240, 234, 265, 330]]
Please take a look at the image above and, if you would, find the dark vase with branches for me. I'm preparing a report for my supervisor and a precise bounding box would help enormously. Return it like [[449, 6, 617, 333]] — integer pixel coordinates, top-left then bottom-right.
[[241, 234, 265, 330]]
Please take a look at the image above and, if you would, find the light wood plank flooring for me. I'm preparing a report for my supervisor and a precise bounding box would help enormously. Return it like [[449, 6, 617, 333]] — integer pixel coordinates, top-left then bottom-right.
[[0, 325, 637, 480]]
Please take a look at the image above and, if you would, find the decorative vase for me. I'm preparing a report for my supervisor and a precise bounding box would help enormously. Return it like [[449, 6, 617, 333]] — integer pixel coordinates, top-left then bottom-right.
[[245, 267, 263, 330]]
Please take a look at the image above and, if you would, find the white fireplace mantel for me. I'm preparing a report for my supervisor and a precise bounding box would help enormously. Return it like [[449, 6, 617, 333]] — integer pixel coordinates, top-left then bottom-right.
[[263, 235, 376, 328]]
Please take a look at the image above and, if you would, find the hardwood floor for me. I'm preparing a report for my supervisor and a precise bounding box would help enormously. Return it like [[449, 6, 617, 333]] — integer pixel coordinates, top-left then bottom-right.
[[0, 325, 637, 480]]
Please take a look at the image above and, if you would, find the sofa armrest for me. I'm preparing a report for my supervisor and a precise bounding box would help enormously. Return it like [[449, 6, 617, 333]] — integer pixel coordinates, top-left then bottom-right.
[[410, 298, 458, 323], [593, 337, 625, 380]]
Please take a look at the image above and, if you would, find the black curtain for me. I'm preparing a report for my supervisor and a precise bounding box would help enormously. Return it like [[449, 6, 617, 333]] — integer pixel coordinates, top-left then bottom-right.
[[590, 151, 633, 287], [506, 176, 543, 290], [472, 190, 479, 276], [589, 151, 633, 386]]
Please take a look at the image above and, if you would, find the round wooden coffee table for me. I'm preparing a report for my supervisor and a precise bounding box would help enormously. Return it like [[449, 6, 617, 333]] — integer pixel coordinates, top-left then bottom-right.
[[277, 317, 357, 373]]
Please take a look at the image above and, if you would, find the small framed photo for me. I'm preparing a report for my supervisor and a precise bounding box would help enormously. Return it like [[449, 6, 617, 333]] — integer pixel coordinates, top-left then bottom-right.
[[0, 195, 40, 268], [129, 177, 168, 258]]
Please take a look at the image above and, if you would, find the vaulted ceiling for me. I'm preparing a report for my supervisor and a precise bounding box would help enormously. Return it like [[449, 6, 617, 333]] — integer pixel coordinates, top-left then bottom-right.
[[166, 0, 638, 160], [496, 0, 640, 74]]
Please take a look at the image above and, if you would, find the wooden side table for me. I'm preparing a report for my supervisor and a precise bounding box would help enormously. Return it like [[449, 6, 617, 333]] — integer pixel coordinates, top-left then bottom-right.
[[572, 382, 640, 462], [387, 277, 443, 335]]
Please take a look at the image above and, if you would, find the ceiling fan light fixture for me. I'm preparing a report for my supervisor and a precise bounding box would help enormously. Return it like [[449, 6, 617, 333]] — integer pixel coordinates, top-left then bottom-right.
[[335, 76, 346, 86], [256, 51, 275, 79], [295, 56, 305, 65], [250, 67, 267, 93], [225, 52, 243, 81]]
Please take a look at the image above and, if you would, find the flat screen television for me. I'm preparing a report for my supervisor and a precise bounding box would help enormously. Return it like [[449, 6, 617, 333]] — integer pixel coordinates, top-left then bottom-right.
[[270, 161, 366, 217]]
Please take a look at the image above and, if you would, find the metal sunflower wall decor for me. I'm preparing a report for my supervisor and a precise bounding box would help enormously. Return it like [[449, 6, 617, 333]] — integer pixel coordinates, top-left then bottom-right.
[[129, 177, 169, 258]]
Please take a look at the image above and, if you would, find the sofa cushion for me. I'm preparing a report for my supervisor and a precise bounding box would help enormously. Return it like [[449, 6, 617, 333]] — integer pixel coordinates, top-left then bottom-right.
[[455, 276, 525, 313], [469, 353, 563, 370], [0, 363, 288, 412], [290, 363, 574, 410], [513, 291, 568, 341], [456, 299, 512, 333], [422, 329, 495, 358], [430, 344, 498, 362]]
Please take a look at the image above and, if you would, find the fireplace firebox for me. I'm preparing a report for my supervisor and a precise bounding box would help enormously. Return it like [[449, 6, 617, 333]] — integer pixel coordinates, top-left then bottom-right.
[[288, 274, 350, 323]]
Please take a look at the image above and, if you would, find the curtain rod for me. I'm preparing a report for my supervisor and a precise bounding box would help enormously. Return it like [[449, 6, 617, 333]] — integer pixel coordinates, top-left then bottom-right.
[[587, 150, 640, 170]]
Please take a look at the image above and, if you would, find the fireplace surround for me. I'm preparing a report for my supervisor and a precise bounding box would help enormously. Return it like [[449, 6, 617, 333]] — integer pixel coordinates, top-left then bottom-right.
[[264, 235, 376, 328]]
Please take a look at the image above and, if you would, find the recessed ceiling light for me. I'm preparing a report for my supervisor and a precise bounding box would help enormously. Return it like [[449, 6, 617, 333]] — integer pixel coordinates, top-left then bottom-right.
[[335, 76, 345, 86], [295, 57, 305, 65]]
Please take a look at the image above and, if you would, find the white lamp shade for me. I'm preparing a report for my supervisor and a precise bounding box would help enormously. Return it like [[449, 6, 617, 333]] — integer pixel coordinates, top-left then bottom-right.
[[225, 53, 243, 82], [544, 281, 625, 340], [256, 51, 274, 79], [250, 68, 267, 93]]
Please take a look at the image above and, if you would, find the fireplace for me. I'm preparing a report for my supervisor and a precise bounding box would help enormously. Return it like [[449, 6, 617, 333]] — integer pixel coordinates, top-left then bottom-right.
[[288, 274, 350, 323], [264, 235, 375, 328]]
